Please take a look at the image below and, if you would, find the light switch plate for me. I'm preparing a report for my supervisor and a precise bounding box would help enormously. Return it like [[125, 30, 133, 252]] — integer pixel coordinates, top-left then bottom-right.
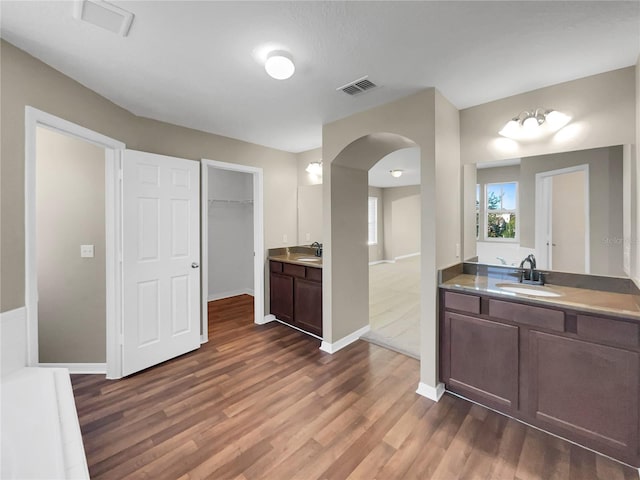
[[81, 245, 95, 258], [305, 232, 311, 241]]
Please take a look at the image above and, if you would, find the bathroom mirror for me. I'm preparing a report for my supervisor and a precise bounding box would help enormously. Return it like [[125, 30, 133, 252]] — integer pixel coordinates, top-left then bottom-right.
[[297, 184, 323, 244], [464, 145, 629, 277]]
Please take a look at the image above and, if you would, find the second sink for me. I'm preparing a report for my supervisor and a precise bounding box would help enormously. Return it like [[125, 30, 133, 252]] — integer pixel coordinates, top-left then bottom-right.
[[495, 283, 564, 297]]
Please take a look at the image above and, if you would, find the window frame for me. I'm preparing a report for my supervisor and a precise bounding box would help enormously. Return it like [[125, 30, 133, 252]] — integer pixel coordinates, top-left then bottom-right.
[[367, 196, 378, 246], [484, 181, 518, 243]]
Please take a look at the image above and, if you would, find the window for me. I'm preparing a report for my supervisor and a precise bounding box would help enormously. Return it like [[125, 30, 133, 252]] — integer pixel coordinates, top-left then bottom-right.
[[486, 182, 517, 240], [368, 196, 378, 245]]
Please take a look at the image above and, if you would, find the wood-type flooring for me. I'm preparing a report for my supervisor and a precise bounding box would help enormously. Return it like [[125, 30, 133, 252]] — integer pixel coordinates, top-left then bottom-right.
[[71, 294, 637, 479]]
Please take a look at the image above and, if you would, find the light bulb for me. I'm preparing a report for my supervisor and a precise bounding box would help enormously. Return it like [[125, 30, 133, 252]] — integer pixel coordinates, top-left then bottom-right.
[[390, 170, 403, 178], [545, 110, 571, 130], [305, 162, 322, 176], [522, 115, 540, 131], [265, 51, 295, 80], [498, 119, 520, 138]]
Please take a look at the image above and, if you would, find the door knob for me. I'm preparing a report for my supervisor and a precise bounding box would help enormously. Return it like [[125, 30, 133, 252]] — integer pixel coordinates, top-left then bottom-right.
[[192, 262, 199, 269]]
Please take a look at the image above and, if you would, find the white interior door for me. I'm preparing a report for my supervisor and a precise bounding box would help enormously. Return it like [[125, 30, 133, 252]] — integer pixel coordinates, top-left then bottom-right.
[[551, 171, 587, 273], [122, 150, 200, 376]]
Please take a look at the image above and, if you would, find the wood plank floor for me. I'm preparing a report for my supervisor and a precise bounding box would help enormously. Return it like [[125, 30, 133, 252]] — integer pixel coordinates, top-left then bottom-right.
[[72, 295, 637, 479]]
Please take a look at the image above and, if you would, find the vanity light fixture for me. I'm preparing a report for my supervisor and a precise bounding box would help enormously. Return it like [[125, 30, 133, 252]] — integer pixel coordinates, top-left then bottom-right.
[[390, 169, 403, 178], [305, 161, 322, 176], [265, 50, 295, 80], [499, 108, 570, 139]]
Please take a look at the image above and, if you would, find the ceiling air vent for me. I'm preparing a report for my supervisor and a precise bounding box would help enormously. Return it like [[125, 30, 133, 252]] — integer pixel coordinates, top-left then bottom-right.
[[337, 76, 378, 96], [73, 0, 134, 37]]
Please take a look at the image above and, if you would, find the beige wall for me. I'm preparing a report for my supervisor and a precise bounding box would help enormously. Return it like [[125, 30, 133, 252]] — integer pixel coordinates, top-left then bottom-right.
[[368, 186, 384, 262], [323, 89, 442, 389], [462, 164, 477, 260], [635, 56, 640, 283], [1, 40, 298, 313], [461, 67, 635, 165], [36, 127, 106, 362], [435, 90, 462, 268], [382, 186, 421, 260]]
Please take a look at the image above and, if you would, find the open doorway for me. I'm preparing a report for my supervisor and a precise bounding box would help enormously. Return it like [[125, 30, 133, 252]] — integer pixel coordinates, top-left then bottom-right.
[[25, 107, 125, 377], [35, 127, 108, 368], [200, 159, 264, 342], [535, 164, 590, 273], [361, 147, 421, 359]]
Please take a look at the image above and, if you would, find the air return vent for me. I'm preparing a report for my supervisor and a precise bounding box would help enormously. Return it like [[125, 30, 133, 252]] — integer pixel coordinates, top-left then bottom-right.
[[337, 76, 378, 96], [73, 0, 134, 37]]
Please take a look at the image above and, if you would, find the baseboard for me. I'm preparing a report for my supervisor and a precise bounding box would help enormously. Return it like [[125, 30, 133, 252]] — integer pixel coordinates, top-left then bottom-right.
[[320, 325, 370, 354], [208, 288, 254, 302], [395, 252, 421, 260], [39, 363, 107, 374], [416, 381, 445, 401], [256, 314, 276, 325], [1, 306, 28, 378], [368, 260, 395, 266]]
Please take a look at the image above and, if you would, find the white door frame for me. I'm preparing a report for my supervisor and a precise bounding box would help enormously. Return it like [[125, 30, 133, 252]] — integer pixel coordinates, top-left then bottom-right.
[[25, 106, 125, 378], [200, 159, 264, 342], [535, 164, 590, 273]]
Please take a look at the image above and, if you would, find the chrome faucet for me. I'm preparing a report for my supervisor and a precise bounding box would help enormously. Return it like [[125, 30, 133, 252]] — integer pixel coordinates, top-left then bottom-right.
[[311, 241, 323, 257], [496, 256, 507, 265], [518, 254, 545, 285]]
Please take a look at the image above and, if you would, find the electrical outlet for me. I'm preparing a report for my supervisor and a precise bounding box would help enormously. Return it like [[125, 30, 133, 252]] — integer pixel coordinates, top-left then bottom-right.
[[283, 234, 288, 243], [305, 232, 311, 241], [81, 245, 95, 258], [455, 243, 461, 258]]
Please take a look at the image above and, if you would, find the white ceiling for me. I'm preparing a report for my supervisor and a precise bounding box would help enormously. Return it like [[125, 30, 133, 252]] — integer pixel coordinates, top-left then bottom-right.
[[1, 1, 638, 153]]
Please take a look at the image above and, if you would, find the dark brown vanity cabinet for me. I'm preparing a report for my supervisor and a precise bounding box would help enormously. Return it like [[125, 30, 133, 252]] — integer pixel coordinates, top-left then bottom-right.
[[440, 289, 640, 466], [270, 261, 322, 337]]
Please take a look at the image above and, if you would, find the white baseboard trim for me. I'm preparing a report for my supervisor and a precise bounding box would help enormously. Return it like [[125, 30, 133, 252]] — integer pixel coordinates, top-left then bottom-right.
[[395, 252, 421, 260], [320, 325, 370, 354], [256, 314, 276, 325], [368, 260, 395, 266], [39, 363, 107, 374], [208, 288, 254, 302], [416, 381, 445, 401]]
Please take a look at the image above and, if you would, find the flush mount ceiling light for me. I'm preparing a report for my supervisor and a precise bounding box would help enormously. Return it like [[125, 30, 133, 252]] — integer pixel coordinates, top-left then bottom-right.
[[390, 169, 403, 178], [305, 161, 322, 176], [265, 50, 295, 80], [499, 108, 571, 140]]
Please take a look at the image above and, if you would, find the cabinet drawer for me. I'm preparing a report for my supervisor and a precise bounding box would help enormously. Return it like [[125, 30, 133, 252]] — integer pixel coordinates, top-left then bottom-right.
[[443, 291, 480, 314], [489, 299, 565, 332], [577, 315, 639, 348], [270, 261, 283, 273], [283, 263, 306, 279], [306, 266, 322, 282]]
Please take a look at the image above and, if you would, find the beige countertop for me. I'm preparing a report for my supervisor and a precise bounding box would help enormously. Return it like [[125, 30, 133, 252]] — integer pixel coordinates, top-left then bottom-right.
[[269, 253, 323, 268], [441, 273, 640, 320]]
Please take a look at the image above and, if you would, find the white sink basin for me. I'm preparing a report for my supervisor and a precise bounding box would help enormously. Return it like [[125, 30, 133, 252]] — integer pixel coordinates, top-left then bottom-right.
[[297, 257, 322, 262], [495, 283, 563, 297]]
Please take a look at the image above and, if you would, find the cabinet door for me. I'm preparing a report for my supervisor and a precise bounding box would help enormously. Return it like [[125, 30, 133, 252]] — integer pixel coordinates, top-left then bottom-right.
[[270, 272, 294, 323], [528, 331, 639, 463], [294, 278, 322, 336], [444, 312, 519, 413]]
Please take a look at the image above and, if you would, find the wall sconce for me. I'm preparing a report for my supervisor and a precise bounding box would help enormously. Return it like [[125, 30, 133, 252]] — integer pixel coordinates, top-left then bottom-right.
[[305, 161, 322, 176], [390, 169, 403, 178], [499, 109, 570, 140]]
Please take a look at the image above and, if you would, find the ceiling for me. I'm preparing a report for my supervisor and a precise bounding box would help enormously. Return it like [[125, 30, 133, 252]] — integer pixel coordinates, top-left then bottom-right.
[[1, 1, 639, 153]]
